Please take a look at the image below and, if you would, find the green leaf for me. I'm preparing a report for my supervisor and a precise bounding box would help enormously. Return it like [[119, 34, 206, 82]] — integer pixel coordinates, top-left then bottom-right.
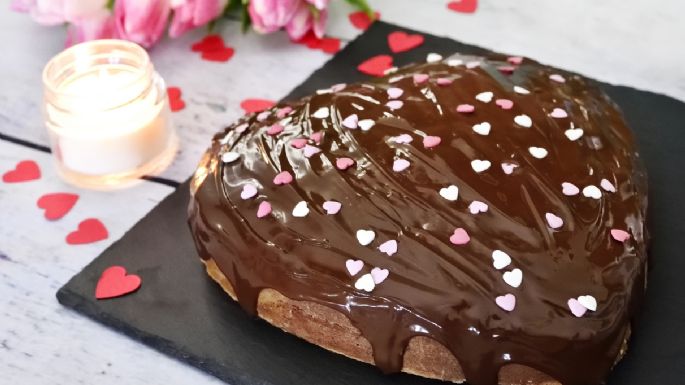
[[106, 0, 115, 10], [344, 0, 374, 18], [241, 3, 251, 32]]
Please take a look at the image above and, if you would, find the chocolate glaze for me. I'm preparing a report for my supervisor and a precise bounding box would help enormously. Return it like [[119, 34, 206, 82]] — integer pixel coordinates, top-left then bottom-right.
[[188, 53, 648, 385]]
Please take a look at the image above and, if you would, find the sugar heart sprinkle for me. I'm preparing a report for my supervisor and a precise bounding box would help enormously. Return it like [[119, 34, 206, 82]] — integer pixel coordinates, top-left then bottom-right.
[[472, 122, 491, 135], [449, 228, 470, 245], [221, 151, 240, 163], [386, 100, 404, 110], [273, 171, 293, 185], [475, 91, 493, 103], [610, 229, 630, 242], [387, 87, 403, 99], [550, 74, 566, 83], [303, 145, 321, 158], [501, 163, 517, 175], [290, 138, 308, 149], [346, 259, 364, 276], [393, 159, 410, 172], [503, 268, 523, 288], [514, 114, 533, 128], [496, 294, 516, 312], [392, 134, 413, 144], [582, 185, 602, 199], [513, 86, 530, 94], [562, 182, 580, 196], [355, 273, 375, 292], [342, 114, 359, 129], [371, 267, 389, 284], [600, 178, 616, 193], [471, 159, 491, 173], [545, 212, 564, 229], [492, 250, 512, 270], [292, 201, 310, 217], [456, 104, 475, 113], [358, 119, 375, 131], [336, 157, 355, 170], [423, 136, 441, 148], [529, 146, 548, 159], [322, 200, 342, 215], [356, 229, 375, 246], [378, 240, 398, 256], [312, 107, 329, 119], [240, 184, 258, 200], [257, 201, 272, 218], [469, 200, 488, 214], [565, 128, 584, 141], [495, 99, 514, 110], [550, 108, 568, 118], [439, 185, 459, 201]]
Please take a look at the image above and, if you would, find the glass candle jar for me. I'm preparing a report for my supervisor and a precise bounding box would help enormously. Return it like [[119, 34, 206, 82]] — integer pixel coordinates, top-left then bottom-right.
[[42, 39, 177, 189]]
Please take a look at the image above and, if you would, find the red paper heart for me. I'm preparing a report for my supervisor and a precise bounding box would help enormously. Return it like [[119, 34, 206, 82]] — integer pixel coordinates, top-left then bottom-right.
[[201, 46, 234, 62], [2, 160, 40, 183], [95, 266, 141, 300], [167, 86, 185, 112], [240, 98, 276, 114], [66, 218, 108, 245], [191, 34, 224, 52], [319, 37, 341, 54], [357, 55, 393, 77], [37, 193, 78, 220], [348, 11, 380, 30], [388, 31, 425, 53], [447, 0, 478, 13]]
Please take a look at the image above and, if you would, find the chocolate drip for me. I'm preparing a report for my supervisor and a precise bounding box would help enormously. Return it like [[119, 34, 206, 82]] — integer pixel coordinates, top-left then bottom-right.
[[188, 53, 647, 385]]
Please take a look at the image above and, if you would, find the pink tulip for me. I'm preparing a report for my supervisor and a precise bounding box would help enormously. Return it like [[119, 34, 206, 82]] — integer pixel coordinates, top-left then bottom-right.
[[66, 11, 118, 46], [115, 0, 171, 48], [285, 1, 327, 40], [12, 0, 108, 26], [169, 0, 228, 38], [248, 0, 300, 34]]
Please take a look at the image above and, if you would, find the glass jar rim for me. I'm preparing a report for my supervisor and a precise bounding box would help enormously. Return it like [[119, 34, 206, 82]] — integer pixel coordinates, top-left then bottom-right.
[[42, 39, 152, 99]]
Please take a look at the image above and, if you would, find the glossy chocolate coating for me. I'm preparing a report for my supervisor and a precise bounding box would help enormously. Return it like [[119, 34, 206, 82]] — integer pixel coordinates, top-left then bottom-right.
[[188, 53, 648, 385]]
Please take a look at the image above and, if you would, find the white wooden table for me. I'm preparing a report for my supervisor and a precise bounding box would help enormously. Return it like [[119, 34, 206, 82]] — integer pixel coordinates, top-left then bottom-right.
[[1, 1, 683, 383]]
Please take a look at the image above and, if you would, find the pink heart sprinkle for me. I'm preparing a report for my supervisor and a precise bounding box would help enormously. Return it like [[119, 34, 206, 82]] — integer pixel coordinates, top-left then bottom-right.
[[290, 138, 308, 149], [371, 267, 389, 284], [423, 135, 441, 149], [342, 114, 359, 129], [545, 212, 564, 229], [549, 108, 568, 119], [413, 73, 429, 84], [303, 145, 321, 158], [449, 228, 470, 245], [495, 99, 514, 110], [392, 134, 413, 144], [336, 157, 355, 170], [240, 184, 258, 200], [378, 240, 398, 256], [562, 182, 580, 196], [276, 106, 292, 118], [507, 56, 523, 65], [456, 104, 475, 113], [601, 178, 616, 193], [498, 65, 515, 74], [393, 159, 410, 172], [310, 131, 323, 144], [256, 111, 270, 122], [273, 171, 293, 185], [267, 124, 284, 136], [469, 201, 488, 214], [387, 87, 403, 99], [496, 294, 516, 312], [322, 200, 342, 215], [550, 74, 566, 83], [386, 100, 404, 110], [610, 229, 630, 242], [501, 163, 517, 175], [567, 298, 587, 317], [257, 201, 272, 218], [346, 259, 364, 276], [437, 78, 453, 86]]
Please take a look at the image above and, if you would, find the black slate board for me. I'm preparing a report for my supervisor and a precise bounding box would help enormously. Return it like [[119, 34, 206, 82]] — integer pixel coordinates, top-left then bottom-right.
[[57, 21, 685, 385]]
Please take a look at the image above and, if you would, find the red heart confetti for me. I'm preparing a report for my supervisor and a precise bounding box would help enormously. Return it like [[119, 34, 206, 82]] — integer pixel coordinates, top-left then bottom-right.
[[2, 160, 41, 183], [167, 87, 185, 112], [37, 193, 79, 221], [293, 32, 341, 54], [95, 266, 142, 300], [447, 0, 478, 14], [191, 34, 224, 52], [357, 55, 393, 77], [319, 37, 341, 54], [66, 218, 108, 245], [348, 11, 380, 30], [202, 46, 235, 62], [240, 98, 276, 114], [387, 31, 425, 53]]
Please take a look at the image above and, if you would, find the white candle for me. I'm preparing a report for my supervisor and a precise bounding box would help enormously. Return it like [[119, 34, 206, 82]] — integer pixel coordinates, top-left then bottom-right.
[[43, 40, 176, 189]]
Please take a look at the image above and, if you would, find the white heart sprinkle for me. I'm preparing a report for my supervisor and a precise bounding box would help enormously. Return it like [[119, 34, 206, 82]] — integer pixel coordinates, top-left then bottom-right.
[[513, 86, 530, 94], [582, 185, 602, 199], [468, 201, 488, 214], [550, 74, 566, 83], [354, 273, 375, 292], [221, 151, 240, 163], [439, 185, 459, 201], [600, 178, 616, 193], [492, 250, 512, 270], [345, 259, 364, 276], [578, 295, 598, 311], [561, 182, 580, 196], [475, 91, 494, 103], [386, 100, 404, 110], [426, 53, 443, 63], [356, 229, 375, 246], [358, 119, 375, 131], [501, 163, 518, 175], [528, 147, 548, 159], [292, 201, 309, 217], [503, 268, 523, 288], [342, 114, 358, 129], [471, 159, 491, 173], [514, 114, 532, 128], [472, 122, 491, 136], [565, 128, 584, 141], [370, 267, 389, 284], [387, 87, 403, 99], [312, 107, 329, 119], [447, 59, 463, 67], [545, 212, 564, 229]]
